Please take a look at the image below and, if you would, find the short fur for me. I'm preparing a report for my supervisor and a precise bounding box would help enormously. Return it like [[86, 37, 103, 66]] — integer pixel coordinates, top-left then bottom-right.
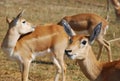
[[65, 35, 120, 81], [1, 11, 69, 81], [58, 13, 112, 62]]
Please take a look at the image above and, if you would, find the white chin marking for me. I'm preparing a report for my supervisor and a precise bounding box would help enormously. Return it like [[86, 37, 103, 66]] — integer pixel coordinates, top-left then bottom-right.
[[70, 55, 76, 60]]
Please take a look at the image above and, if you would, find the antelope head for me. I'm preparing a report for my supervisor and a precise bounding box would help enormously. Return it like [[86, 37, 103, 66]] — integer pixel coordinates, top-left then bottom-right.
[[6, 10, 35, 35], [64, 22, 102, 60]]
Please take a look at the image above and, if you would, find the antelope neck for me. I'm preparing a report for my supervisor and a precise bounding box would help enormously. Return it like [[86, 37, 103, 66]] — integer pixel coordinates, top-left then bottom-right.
[[77, 46, 102, 81]]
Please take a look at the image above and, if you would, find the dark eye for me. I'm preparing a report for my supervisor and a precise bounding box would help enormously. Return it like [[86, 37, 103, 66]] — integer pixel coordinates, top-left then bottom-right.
[[22, 21, 26, 24], [69, 39, 73, 44], [81, 40, 87, 45]]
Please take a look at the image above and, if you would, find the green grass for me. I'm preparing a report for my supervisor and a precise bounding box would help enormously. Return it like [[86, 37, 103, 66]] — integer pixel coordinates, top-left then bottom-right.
[[0, 0, 120, 81]]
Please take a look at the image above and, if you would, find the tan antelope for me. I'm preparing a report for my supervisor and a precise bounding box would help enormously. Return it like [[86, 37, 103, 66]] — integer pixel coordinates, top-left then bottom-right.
[[109, 0, 120, 19], [64, 22, 120, 81], [58, 13, 112, 62], [1, 11, 70, 81]]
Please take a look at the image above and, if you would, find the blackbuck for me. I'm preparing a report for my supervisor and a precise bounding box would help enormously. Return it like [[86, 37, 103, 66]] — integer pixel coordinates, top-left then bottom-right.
[[58, 13, 112, 62], [1, 11, 71, 81], [64, 22, 120, 81]]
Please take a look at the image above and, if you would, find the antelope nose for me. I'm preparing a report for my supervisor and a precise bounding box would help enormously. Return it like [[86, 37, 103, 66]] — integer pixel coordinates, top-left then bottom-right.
[[65, 49, 72, 55], [65, 49, 72, 57]]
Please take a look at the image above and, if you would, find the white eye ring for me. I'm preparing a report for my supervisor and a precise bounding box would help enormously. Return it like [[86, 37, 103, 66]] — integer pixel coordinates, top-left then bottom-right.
[[80, 39, 87, 48], [81, 40, 87, 45]]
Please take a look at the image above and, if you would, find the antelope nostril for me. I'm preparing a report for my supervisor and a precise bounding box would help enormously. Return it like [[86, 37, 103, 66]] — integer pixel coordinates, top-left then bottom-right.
[[65, 49, 72, 57], [65, 49, 72, 54]]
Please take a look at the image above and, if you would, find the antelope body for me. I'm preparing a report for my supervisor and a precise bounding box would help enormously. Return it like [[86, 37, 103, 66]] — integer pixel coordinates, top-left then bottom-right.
[[58, 13, 112, 62], [64, 22, 120, 81], [1, 11, 69, 81]]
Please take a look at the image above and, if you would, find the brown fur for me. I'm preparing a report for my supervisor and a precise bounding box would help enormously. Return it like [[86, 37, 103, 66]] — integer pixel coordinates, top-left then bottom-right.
[[58, 13, 112, 62], [58, 13, 108, 31], [2, 24, 69, 81], [1, 11, 69, 81], [15, 25, 69, 81], [66, 35, 120, 81]]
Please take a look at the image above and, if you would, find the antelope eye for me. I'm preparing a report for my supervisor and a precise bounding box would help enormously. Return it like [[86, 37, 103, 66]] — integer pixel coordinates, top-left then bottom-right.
[[22, 21, 26, 24], [81, 40, 87, 45], [69, 39, 73, 44]]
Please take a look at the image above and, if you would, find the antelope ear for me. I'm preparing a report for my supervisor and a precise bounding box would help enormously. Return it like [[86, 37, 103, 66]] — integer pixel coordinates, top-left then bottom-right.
[[16, 10, 25, 19], [61, 19, 76, 37], [13, 10, 25, 24], [6, 17, 12, 24], [89, 22, 102, 44]]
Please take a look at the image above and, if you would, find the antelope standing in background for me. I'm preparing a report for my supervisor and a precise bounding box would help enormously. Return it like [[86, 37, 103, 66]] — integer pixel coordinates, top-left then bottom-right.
[[1, 11, 70, 81], [108, 0, 120, 19], [58, 13, 112, 62], [64, 22, 120, 81]]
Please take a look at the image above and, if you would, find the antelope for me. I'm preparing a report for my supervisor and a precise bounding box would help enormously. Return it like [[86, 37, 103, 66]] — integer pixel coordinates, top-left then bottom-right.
[[109, 0, 120, 19], [58, 13, 112, 62], [1, 11, 70, 81], [64, 22, 120, 81]]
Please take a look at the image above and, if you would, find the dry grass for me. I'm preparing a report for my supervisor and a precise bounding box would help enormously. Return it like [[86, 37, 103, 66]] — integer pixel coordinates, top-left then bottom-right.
[[0, 0, 120, 81]]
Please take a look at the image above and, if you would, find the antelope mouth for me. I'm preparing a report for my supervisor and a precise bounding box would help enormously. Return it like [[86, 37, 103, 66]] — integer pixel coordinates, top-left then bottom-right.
[[65, 50, 78, 59]]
